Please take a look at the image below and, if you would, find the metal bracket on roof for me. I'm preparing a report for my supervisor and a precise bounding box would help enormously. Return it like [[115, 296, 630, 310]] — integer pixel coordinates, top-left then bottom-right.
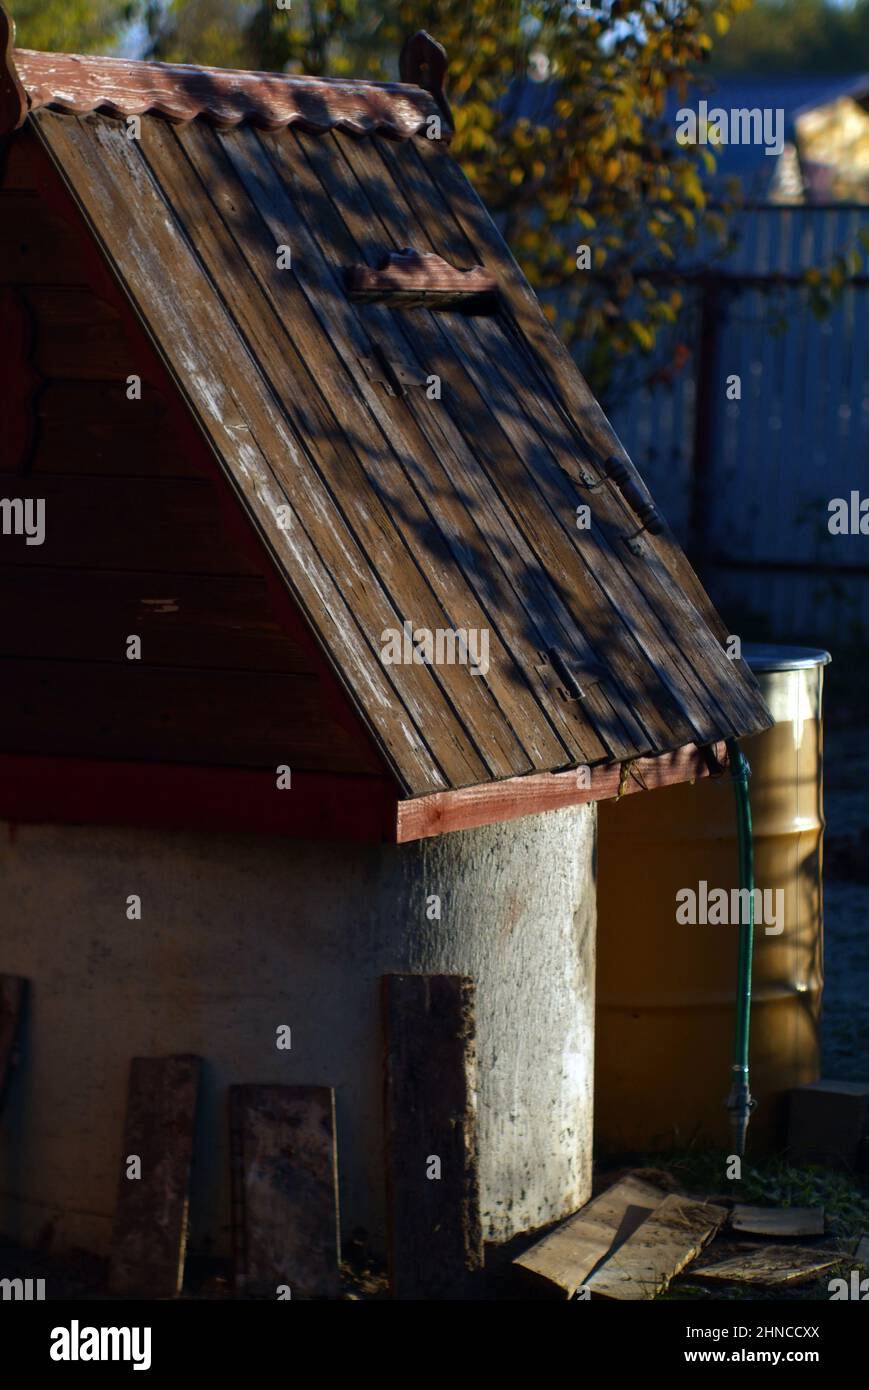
[[577, 464, 603, 489], [358, 341, 424, 398]]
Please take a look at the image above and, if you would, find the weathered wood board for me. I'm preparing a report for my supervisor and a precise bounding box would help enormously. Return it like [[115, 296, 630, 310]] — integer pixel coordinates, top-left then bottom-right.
[[230, 1084, 340, 1300], [731, 1204, 824, 1238], [107, 1054, 200, 1298], [397, 743, 726, 841], [513, 1175, 667, 1298], [0, 975, 26, 1113], [586, 1194, 727, 1300], [693, 1244, 842, 1286], [383, 974, 483, 1299], [347, 248, 498, 307]]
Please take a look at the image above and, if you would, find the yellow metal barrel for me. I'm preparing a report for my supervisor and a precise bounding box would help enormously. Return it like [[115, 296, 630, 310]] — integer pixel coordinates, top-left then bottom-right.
[[595, 644, 831, 1154]]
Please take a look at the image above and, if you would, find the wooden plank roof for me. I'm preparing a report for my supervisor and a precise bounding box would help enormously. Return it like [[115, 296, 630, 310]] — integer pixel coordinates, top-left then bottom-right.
[[4, 25, 772, 800]]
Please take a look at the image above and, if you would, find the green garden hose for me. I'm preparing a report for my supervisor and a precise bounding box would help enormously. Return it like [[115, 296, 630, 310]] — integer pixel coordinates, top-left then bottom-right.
[[725, 737, 757, 1156]]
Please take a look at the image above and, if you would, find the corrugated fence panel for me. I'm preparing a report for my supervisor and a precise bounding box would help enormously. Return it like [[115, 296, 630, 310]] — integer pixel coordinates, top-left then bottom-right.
[[601, 204, 869, 642]]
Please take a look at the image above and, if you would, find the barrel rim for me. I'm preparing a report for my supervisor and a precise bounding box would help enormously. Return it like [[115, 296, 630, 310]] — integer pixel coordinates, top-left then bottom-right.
[[743, 643, 832, 672]]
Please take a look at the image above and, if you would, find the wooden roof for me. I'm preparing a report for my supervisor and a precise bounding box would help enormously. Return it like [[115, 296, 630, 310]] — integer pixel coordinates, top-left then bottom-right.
[[2, 21, 772, 801]]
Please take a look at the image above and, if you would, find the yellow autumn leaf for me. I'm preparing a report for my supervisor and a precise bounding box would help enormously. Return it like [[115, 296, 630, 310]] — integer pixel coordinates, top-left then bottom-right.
[[628, 320, 655, 351]]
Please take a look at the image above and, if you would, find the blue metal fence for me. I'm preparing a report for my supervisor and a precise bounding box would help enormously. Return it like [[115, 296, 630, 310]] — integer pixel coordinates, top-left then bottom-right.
[[601, 204, 869, 642]]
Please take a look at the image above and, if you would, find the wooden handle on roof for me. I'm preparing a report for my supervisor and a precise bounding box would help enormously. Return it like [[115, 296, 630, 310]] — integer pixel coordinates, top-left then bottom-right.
[[0, 3, 27, 134], [399, 30, 452, 131]]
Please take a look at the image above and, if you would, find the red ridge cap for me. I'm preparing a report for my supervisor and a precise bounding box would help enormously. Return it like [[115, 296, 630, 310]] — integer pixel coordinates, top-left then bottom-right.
[[11, 46, 444, 137]]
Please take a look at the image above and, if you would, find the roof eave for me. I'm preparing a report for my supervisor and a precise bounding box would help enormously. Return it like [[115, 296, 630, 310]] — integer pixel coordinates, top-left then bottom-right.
[[394, 740, 732, 841]]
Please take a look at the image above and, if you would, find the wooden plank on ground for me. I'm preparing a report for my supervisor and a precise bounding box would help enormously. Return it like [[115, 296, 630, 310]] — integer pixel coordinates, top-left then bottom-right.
[[230, 1084, 340, 1300], [383, 973, 483, 1299], [513, 1175, 668, 1298], [692, 1244, 841, 1286], [731, 1204, 824, 1238], [107, 1054, 200, 1298], [0, 975, 27, 1113], [586, 1193, 727, 1300]]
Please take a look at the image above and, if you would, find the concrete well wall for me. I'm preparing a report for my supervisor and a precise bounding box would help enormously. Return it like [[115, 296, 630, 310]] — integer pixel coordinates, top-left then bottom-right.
[[0, 805, 596, 1257]]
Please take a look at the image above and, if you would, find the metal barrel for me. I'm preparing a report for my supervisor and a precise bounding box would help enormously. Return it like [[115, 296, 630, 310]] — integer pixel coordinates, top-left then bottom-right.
[[594, 644, 831, 1154]]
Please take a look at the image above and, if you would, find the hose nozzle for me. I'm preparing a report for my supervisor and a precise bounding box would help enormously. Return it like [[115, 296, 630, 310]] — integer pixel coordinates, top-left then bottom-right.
[[726, 1071, 757, 1158], [725, 737, 756, 1160]]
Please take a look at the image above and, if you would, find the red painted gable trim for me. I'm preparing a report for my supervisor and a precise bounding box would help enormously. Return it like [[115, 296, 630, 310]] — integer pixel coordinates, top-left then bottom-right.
[[0, 755, 399, 844]]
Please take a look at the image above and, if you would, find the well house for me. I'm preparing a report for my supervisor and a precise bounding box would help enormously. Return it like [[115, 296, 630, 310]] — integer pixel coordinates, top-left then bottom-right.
[[0, 14, 770, 1295]]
